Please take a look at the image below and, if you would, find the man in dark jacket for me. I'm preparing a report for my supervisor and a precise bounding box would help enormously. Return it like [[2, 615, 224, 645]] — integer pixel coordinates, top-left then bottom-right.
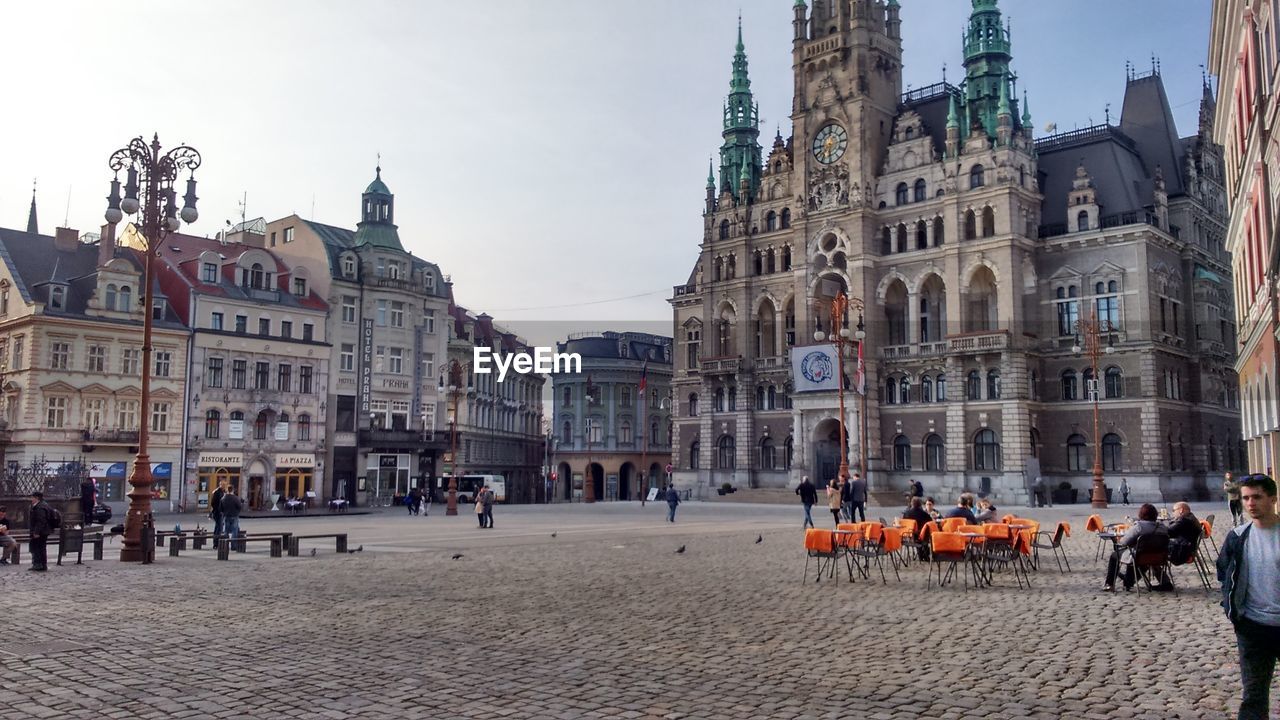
[[210, 480, 227, 539], [1103, 503, 1168, 591], [847, 473, 868, 523], [28, 491, 56, 572], [1166, 501, 1201, 566], [943, 493, 978, 524], [1217, 474, 1280, 720], [220, 486, 244, 542], [665, 484, 680, 522], [795, 476, 817, 529]]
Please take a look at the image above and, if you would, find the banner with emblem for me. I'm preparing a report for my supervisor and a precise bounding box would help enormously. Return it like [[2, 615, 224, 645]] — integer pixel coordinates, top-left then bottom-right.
[[791, 345, 839, 393]]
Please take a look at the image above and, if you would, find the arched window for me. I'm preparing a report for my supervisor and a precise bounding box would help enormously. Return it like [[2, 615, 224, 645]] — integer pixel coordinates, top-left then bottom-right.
[[966, 370, 981, 400], [914, 178, 927, 202], [784, 435, 794, 469], [781, 209, 791, 229], [561, 420, 572, 444], [1105, 367, 1123, 398], [766, 248, 776, 273], [204, 409, 220, 439], [881, 227, 893, 255], [987, 369, 1001, 399], [970, 164, 986, 189], [885, 377, 898, 405], [1077, 210, 1090, 232], [964, 210, 977, 240], [688, 393, 699, 417], [896, 223, 908, 253], [717, 435, 735, 469], [766, 211, 777, 232], [759, 437, 776, 469], [689, 439, 700, 470], [893, 435, 912, 470], [973, 429, 1000, 470], [933, 216, 945, 246], [1083, 367, 1095, 400], [755, 386, 766, 410], [719, 220, 730, 240], [249, 262, 266, 289], [753, 252, 763, 276], [936, 374, 947, 401], [619, 420, 633, 444], [767, 385, 777, 409], [298, 414, 312, 441], [1095, 281, 1106, 295], [713, 387, 725, 412], [254, 410, 271, 440], [1103, 433, 1122, 471], [916, 220, 928, 250], [50, 285, 66, 309], [728, 387, 737, 411], [105, 284, 117, 311], [1030, 427, 1040, 458], [118, 286, 132, 312], [921, 375, 933, 402], [900, 377, 911, 404], [1061, 370, 1078, 401], [1067, 433, 1088, 471], [925, 434, 944, 471], [651, 418, 660, 445], [1107, 280, 1118, 293], [896, 183, 909, 205], [982, 207, 996, 237]]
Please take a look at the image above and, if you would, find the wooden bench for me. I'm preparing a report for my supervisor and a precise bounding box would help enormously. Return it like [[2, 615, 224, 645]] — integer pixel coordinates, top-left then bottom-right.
[[288, 533, 348, 556], [9, 532, 105, 565], [216, 536, 283, 560]]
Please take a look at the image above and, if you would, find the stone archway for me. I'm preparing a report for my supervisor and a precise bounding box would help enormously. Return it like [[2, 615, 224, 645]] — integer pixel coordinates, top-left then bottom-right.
[[557, 462, 572, 501], [811, 418, 847, 490], [618, 462, 636, 501], [589, 463, 604, 502]]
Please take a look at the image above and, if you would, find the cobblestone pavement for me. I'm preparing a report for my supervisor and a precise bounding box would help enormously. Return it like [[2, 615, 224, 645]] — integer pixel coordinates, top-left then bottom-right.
[[0, 501, 1258, 719]]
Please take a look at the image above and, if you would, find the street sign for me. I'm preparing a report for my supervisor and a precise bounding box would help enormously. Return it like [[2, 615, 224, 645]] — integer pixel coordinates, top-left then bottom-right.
[[550, 472, 558, 480], [665, 463, 673, 474]]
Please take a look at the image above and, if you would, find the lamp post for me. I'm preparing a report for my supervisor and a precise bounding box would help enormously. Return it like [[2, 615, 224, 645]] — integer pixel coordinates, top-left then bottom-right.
[[105, 135, 201, 563], [440, 360, 468, 516], [583, 375, 596, 503], [813, 292, 866, 483], [1073, 307, 1116, 509]]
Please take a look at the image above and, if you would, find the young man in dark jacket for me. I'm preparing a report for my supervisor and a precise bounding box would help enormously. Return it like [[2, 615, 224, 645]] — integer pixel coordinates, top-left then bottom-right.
[[1217, 474, 1280, 720], [795, 476, 817, 529], [665, 484, 680, 523], [28, 491, 56, 572], [1166, 501, 1201, 566], [847, 473, 867, 523], [210, 481, 227, 539]]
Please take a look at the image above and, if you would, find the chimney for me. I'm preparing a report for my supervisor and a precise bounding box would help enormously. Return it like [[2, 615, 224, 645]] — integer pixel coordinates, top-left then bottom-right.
[[99, 223, 117, 267], [54, 227, 79, 253]]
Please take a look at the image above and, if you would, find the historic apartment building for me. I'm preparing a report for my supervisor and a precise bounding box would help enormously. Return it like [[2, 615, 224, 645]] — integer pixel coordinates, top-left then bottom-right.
[[1210, 0, 1280, 474], [0, 214, 188, 503], [550, 332, 673, 502], [267, 167, 450, 505], [671, 0, 1240, 504], [153, 223, 331, 512], [443, 305, 546, 503]]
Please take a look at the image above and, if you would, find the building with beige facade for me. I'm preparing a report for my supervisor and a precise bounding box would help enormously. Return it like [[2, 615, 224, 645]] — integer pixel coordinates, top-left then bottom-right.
[[153, 222, 331, 512], [671, 0, 1240, 504], [0, 217, 188, 503], [267, 167, 450, 505], [1210, 0, 1280, 474]]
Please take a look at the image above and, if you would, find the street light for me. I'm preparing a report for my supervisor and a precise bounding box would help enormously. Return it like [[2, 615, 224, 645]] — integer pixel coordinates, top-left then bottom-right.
[[439, 360, 469, 516], [105, 135, 201, 563], [1073, 307, 1116, 509], [813, 292, 866, 482], [583, 375, 597, 503]]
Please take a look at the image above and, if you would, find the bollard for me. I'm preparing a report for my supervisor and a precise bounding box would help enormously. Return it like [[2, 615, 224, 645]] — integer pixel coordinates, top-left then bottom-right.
[[217, 538, 230, 561], [235, 531, 247, 553], [168, 536, 180, 557]]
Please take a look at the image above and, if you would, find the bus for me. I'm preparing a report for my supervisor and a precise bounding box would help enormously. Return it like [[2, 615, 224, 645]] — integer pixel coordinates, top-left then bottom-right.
[[434, 474, 506, 505]]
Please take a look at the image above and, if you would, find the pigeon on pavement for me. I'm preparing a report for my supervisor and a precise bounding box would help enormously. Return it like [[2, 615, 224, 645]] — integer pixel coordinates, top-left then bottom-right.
[[309, 548, 317, 557], [551, 532, 557, 538], [675, 545, 686, 554], [451, 553, 464, 560], [755, 535, 763, 544]]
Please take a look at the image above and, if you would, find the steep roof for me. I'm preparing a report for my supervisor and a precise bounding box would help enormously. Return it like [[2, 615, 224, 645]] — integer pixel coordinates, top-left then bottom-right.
[[1118, 73, 1186, 197], [1036, 125, 1151, 227]]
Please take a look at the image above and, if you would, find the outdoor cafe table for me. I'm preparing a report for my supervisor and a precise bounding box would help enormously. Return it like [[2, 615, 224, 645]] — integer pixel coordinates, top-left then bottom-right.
[[833, 528, 870, 582], [959, 532, 991, 587]]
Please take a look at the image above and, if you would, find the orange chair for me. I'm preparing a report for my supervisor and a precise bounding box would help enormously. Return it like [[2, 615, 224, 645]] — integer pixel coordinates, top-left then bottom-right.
[[941, 517, 967, 533], [927, 532, 970, 589], [1085, 514, 1104, 533], [862, 522, 884, 544], [803, 529, 841, 583], [835, 523, 863, 550], [1001, 513, 1018, 525], [854, 525, 904, 584], [895, 517, 917, 536], [1031, 522, 1072, 573]]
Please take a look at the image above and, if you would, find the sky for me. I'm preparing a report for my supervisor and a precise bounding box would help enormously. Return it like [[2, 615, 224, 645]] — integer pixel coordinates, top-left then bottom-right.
[[1, 1, 1211, 335]]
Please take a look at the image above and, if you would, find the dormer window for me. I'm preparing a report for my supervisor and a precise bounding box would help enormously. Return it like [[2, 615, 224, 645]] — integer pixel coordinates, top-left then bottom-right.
[[425, 273, 435, 290], [375, 258, 385, 278], [118, 286, 132, 312], [106, 284, 118, 310], [201, 262, 218, 283], [388, 262, 401, 280], [152, 299, 166, 320], [293, 278, 307, 296], [247, 262, 266, 289], [342, 256, 356, 278], [49, 285, 66, 310]]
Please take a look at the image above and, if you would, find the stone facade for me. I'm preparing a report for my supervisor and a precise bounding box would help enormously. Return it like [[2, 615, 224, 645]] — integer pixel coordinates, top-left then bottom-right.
[[550, 332, 673, 502], [671, 0, 1241, 504], [267, 168, 450, 506]]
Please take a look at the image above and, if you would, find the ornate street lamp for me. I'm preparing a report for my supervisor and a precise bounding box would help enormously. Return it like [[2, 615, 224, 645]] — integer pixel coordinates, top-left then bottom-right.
[[439, 360, 469, 516], [1073, 308, 1116, 509], [105, 135, 201, 562], [814, 291, 866, 482], [583, 375, 597, 503]]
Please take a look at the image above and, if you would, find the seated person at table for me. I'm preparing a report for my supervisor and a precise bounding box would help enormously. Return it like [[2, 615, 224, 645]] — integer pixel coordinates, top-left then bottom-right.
[[943, 493, 978, 524], [0, 506, 14, 565], [923, 497, 942, 522], [1102, 503, 1169, 591], [974, 497, 998, 524], [1165, 501, 1201, 566], [902, 498, 934, 560]]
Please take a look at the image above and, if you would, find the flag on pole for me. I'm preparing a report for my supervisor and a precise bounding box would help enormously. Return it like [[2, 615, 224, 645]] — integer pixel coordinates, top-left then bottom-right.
[[855, 340, 866, 395], [638, 359, 648, 396]]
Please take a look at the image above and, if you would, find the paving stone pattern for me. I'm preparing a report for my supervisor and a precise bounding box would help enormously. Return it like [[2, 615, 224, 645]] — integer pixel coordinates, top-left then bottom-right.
[[0, 502, 1258, 719]]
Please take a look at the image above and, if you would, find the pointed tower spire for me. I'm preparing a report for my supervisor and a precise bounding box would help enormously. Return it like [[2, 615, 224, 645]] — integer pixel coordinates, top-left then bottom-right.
[[997, 71, 1011, 117], [947, 93, 960, 130], [962, 0, 1014, 140], [26, 179, 38, 235], [707, 157, 716, 189], [720, 17, 761, 201], [1021, 90, 1032, 127]]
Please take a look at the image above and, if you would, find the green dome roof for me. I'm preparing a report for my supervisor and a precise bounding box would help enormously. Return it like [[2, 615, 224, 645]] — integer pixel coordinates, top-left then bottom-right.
[[365, 167, 391, 195]]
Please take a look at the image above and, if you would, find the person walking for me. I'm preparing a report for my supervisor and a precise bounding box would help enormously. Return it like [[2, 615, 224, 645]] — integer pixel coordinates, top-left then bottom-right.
[[407, 487, 421, 516], [27, 491, 57, 572], [475, 486, 487, 528], [826, 479, 843, 527], [209, 479, 227, 539], [848, 472, 868, 523], [1217, 474, 1280, 720], [796, 476, 817, 529], [482, 486, 495, 529], [219, 485, 244, 545], [840, 478, 853, 522], [1226, 472, 1243, 526], [1119, 478, 1131, 506], [665, 484, 681, 522]]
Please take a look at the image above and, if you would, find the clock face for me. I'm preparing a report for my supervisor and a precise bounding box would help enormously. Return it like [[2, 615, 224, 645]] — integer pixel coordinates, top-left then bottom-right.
[[812, 123, 848, 164]]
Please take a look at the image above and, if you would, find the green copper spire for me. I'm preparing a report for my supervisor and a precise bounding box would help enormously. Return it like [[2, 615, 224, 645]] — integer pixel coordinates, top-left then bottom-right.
[[962, 0, 1013, 140], [997, 71, 1011, 116], [947, 92, 959, 129], [719, 16, 761, 202], [1021, 90, 1032, 127], [707, 158, 716, 188], [794, 0, 806, 7]]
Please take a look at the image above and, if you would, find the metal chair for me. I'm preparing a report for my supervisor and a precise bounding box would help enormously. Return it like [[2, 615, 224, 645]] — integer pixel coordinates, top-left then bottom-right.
[[1031, 522, 1072, 573]]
